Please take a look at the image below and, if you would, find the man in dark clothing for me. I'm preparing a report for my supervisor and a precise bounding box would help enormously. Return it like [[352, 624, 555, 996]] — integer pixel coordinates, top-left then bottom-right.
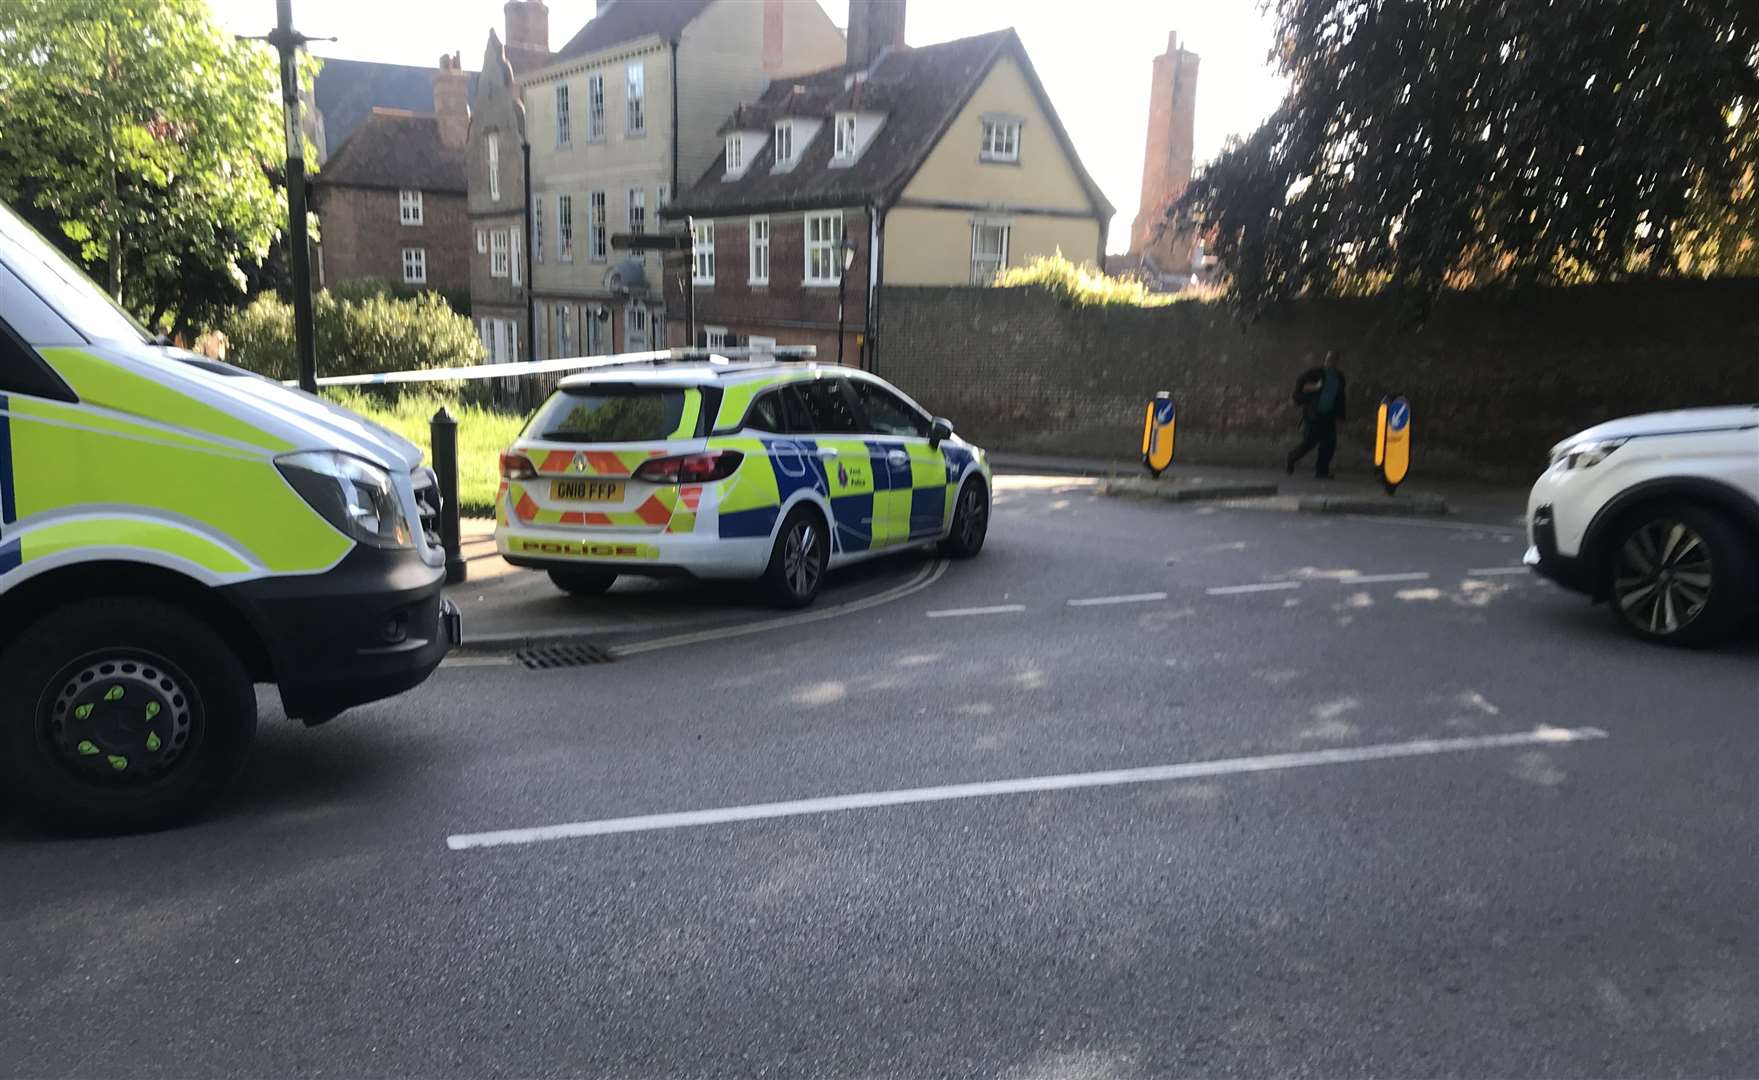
[[1286, 350, 1347, 478]]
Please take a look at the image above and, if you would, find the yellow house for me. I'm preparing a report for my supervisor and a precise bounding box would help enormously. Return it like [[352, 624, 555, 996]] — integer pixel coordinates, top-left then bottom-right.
[[663, 5, 1113, 366]]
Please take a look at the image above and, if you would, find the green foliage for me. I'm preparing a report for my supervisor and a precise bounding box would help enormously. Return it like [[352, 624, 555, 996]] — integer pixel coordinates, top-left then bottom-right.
[[993, 254, 1180, 308], [0, 0, 308, 336], [224, 290, 485, 386], [1177, 0, 1759, 312], [330, 277, 472, 317], [324, 391, 525, 517]]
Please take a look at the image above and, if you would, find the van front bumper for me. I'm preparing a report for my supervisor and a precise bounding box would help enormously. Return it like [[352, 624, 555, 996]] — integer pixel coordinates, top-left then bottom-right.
[[223, 545, 459, 723]]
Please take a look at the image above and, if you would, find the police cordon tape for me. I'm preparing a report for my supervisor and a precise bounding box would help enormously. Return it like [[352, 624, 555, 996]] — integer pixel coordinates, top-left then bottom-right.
[[284, 345, 817, 388]]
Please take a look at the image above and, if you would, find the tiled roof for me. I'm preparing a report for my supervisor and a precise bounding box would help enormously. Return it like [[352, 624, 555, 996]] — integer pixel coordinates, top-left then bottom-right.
[[315, 110, 466, 193], [665, 29, 1113, 221], [553, 0, 714, 62], [313, 57, 477, 149]]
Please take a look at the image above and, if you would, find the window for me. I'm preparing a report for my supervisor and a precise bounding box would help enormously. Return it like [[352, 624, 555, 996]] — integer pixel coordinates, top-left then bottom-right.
[[535, 386, 685, 443], [534, 196, 545, 264], [773, 121, 794, 166], [533, 301, 546, 358], [480, 318, 519, 363], [748, 216, 770, 284], [400, 247, 427, 285], [746, 390, 786, 433], [558, 194, 574, 263], [476, 229, 487, 253], [555, 83, 572, 146], [981, 117, 1021, 162], [510, 228, 521, 287], [725, 134, 743, 172], [487, 134, 500, 200], [776, 383, 813, 431], [399, 189, 423, 225], [556, 303, 572, 357], [853, 380, 928, 437], [799, 378, 860, 433], [586, 73, 606, 140], [491, 229, 509, 277], [625, 62, 645, 134], [657, 183, 669, 208], [586, 305, 605, 352], [589, 191, 607, 261], [627, 187, 645, 234], [833, 112, 857, 160], [804, 211, 843, 285], [703, 326, 728, 348], [691, 221, 715, 284], [625, 305, 649, 350], [970, 221, 1010, 283]]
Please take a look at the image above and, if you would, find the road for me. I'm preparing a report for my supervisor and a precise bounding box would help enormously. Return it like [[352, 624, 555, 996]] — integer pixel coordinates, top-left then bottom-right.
[[4, 476, 1756, 1078]]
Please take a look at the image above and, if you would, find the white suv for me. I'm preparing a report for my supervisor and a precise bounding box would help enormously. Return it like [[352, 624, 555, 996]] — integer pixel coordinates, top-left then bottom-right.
[[1526, 406, 1759, 645]]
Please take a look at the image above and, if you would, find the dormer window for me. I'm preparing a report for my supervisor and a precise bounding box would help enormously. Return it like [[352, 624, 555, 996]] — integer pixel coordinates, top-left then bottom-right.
[[981, 116, 1022, 163], [726, 134, 743, 172], [773, 121, 794, 166], [833, 113, 857, 160]]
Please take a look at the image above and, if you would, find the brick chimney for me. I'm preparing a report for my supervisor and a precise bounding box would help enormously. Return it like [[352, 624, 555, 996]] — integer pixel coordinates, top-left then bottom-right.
[[433, 52, 470, 149], [762, 0, 785, 76], [504, 1, 549, 53], [1129, 31, 1200, 269], [846, 0, 905, 71]]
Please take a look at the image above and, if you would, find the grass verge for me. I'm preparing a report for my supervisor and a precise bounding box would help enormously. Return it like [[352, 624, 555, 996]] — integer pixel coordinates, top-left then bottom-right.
[[324, 390, 526, 517]]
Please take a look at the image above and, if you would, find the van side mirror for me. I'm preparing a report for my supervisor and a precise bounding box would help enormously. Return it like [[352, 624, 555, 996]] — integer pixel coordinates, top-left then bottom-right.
[[929, 417, 954, 446]]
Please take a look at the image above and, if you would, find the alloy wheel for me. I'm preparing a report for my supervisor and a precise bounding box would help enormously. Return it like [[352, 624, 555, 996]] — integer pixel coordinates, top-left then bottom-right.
[[1614, 520, 1713, 636], [784, 521, 822, 598], [958, 486, 987, 548]]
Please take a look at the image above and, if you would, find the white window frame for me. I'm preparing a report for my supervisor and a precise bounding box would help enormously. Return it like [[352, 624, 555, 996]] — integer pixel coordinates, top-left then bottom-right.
[[476, 228, 487, 253], [487, 134, 500, 201], [625, 305, 649, 350], [980, 117, 1021, 163], [557, 194, 574, 263], [586, 304, 605, 353], [703, 326, 729, 349], [510, 228, 521, 287], [970, 220, 1010, 283], [399, 189, 423, 226], [833, 113, 857, 160], [556, 303, 572, 357], [657, 183, 669, 208], [555, 83, 572, 146], [804, 210, 844, 286], [625, 62, 645, 135], [748, 215, 770, 285], [725, 134, 743, 172], [772, 121, 794, 166], [400, 247, 426, 284], [586, 72, 606, 141], [534, 195, 545, 264], [692, 221, 715, 285], [589, 191, 608, 261], [490, 229, 509, 278], [627, 187, 645, 235]]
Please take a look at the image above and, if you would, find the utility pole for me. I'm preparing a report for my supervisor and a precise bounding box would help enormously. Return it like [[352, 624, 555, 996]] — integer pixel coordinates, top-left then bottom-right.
[[268, 0, 319, 393]]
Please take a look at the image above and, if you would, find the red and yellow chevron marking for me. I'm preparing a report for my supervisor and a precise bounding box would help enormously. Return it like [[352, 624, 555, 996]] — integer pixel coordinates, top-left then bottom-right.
[[507, 482, 678, 530], [526, 447, 669, 478]]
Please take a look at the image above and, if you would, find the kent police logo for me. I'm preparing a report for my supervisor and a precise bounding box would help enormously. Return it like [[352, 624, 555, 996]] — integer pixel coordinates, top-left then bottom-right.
[[837, 462, 849, 486]]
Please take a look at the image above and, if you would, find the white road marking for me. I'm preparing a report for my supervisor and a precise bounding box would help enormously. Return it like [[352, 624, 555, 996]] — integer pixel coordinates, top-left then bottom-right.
[[441, 655, 516, 668], [1341, 571, 1431, 584], [447, 726, 1610, 851], [927, 604, 1027, 618], [1067, 592, 1168, 607], [1206, 581, 1303, 596], [613, 559, 949, 657], [1467, 566, 1531, 576], [1342, 514, 1525, 536]]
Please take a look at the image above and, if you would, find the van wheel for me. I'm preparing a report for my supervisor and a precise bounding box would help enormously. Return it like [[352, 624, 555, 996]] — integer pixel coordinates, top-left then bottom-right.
[[0, 598, 257, 835], [761, 506, 827, 608], [940, 479, 989, 558], [548, 569, 618, 596], [1606, 502, 1755, 647]]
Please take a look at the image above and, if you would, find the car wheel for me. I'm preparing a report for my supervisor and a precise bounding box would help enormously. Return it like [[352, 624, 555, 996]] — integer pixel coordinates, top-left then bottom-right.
[[761, 506, 828, 608], [548, 569, 618, 596], [0, 598, 257, 835], [1605, 502, 1755, 647], [940, 478, 989, 558]]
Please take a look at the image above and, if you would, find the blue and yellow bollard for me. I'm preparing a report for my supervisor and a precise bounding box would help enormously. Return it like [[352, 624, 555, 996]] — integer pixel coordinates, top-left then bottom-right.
[[1142, 392, 1176, 478], [1374, 394, 1411, 495]]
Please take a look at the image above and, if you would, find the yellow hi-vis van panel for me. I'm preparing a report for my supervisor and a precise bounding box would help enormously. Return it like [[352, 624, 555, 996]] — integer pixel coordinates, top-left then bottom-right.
[[41, 348, 293, 452], [21, 517, 252, 574]]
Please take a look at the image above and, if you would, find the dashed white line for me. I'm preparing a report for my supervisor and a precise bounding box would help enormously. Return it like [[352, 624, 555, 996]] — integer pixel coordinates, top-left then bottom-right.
[[926, 604, 1027, 618], [1206, 581, 1303, 596], [1467, 566, 1531, 576], [1067, 592, 1168, 607], [1341, 571, 1432, 585], [446, 726, 1610, 851]]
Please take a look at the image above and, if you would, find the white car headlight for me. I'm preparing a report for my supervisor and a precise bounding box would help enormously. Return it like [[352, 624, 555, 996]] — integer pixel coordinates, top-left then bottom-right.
[[1550, 438, 1627, 471], [276, 450, 413, 549]]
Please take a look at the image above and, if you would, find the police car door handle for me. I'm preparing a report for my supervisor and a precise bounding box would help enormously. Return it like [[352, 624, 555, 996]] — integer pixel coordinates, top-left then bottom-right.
[[816, 447, 839, 459], [887, 450, 908, 466]]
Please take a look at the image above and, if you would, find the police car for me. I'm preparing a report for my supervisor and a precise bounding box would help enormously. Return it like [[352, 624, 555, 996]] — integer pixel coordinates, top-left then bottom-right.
[[495, 352, 991, 606]]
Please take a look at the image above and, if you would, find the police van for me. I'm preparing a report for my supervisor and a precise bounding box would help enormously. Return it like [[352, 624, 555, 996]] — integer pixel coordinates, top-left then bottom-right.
[[496, 354, 991, 606], [0, 201, 458, 833]]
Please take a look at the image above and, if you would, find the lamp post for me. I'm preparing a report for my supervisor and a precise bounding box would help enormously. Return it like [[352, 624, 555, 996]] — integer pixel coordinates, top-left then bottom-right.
[[836, 235, 858, 366]]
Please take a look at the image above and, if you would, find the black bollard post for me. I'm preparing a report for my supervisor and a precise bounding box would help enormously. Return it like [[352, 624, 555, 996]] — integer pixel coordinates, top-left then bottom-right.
[[430, 406, 467, 584]]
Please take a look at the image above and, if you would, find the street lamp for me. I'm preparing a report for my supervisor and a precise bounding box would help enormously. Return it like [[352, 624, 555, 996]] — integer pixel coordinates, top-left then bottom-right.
[[836, 235, 858, 366]]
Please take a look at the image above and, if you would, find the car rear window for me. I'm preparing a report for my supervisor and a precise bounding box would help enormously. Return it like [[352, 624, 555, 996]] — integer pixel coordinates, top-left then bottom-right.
[[534, 386, 690, 443]]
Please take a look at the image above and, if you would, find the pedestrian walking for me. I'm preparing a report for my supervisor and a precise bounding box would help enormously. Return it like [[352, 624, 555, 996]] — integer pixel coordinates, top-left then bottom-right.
[[1286, 350, 1348, 479]]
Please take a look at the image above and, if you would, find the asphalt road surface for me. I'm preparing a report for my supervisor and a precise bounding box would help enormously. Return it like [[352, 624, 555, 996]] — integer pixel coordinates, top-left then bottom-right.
[[4, 476, 1756, 1078]]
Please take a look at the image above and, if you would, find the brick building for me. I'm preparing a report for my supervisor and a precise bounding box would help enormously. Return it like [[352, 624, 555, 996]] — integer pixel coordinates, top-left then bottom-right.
[[662, 0, 1112, 368], [1117, 31, 1201, 290], [311, 54, 472, 294]]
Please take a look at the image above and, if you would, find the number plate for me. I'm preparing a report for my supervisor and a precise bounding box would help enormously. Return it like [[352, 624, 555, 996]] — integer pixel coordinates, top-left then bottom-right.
[[551, 479, 625, 502]]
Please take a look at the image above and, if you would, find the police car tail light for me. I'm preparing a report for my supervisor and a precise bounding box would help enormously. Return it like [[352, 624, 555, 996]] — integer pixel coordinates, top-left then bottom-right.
[[634, 450, 744, 484], [499, 452, 538, 480]]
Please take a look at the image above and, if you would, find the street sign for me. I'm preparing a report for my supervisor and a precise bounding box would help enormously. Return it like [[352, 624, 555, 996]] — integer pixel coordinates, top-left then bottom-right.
[[610, 233, 691, 252], [1142, 391, 1176, 478], [1375, 394, 1412, 494]]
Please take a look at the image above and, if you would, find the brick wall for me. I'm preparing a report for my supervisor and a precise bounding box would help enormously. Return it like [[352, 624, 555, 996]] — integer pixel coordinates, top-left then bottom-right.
[[875, 281, 1759, 479], [314, 185, 469, 292]]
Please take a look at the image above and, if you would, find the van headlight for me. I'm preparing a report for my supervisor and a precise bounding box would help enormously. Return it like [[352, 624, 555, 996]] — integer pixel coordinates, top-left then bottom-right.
[[1550, 438, 1627, 471], [276, 450, 413, 548]]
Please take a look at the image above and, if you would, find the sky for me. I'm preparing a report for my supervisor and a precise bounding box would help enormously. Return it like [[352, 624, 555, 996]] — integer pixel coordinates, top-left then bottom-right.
[[210, 0, 1287, 254]]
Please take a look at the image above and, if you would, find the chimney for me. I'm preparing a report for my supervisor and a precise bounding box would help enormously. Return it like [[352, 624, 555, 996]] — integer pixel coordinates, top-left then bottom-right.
[[433, 52, 470, 149], [1129, 30, 1200, 267], [503, 0, 549, 54], [762, 0, 785, 76], [846, 0, 905, 71], [596, 0, 616, 13]]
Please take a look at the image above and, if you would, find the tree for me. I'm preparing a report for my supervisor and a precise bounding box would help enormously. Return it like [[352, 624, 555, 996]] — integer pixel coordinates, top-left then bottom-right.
[[0, 0, 293, 337], [1177, 0, 1759, 312]]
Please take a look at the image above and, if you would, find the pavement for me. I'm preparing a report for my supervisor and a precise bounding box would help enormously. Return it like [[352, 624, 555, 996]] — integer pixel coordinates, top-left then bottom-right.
[[4, 474, 1756, 1077]]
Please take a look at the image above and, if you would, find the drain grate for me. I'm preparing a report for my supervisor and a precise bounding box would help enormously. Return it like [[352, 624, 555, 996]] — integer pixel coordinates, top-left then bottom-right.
[[516, 642, 616, 669]]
